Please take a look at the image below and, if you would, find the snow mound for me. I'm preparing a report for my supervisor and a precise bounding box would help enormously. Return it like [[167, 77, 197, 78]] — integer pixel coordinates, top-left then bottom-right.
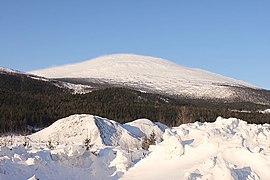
[[99, 147, 133, 176], [0, 145, 132, 180], [148, 129, 184, 159], [123, 119, 165, 141], [2, 115, 270, 179], [122, 117, 270, 180], [29, 114, 140, 149], [30, 53, 258, 99], [29, 115, 166, 151], [0, 114, 169, 180]]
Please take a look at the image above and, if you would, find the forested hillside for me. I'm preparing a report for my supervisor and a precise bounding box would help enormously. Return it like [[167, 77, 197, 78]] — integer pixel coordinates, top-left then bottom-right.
[[1, 72, 270, 134]]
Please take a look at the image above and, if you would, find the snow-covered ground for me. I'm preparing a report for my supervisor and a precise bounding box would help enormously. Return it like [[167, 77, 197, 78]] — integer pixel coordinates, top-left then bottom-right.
[[30, 54, 259, 99], [1, 115, 270, 180], [54, 81, 93, 94]]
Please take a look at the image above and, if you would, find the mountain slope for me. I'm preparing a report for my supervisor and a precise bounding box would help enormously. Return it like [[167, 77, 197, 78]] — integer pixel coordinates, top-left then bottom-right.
[[0, 69, 191, 132], [0, 66, 92, 94], [30, 54, 259, 99], [1, 65, 270, 134]]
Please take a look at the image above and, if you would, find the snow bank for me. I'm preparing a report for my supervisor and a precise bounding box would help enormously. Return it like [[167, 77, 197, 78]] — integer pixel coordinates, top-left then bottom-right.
[[148, 129, 184, 159], [0, 114, 166, 180], [122, 117, 270, 180], [0, 145, 132, 180], [29, 114, 140, 150], [123, 119, 165, 142], [1, 116, 270, 179]]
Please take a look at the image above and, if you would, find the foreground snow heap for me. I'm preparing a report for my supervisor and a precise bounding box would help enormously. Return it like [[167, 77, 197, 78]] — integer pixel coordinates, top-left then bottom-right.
[[121, 117, 270, 180], [29, 114, 141, 149], [1, 115, 270, 180], [0, 115, 164, 180], [148, 129, 184, 159]]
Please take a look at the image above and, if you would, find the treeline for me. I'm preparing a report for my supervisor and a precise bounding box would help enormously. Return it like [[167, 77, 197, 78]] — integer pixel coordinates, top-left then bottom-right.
[[1, 73, 270, 134]]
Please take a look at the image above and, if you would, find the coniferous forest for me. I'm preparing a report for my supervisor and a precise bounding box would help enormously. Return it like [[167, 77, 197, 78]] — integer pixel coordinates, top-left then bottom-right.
[[1, 72, 270, 134]]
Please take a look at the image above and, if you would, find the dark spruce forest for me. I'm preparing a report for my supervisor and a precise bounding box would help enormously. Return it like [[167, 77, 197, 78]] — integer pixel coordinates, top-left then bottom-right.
[[1, 71, 270, 134]]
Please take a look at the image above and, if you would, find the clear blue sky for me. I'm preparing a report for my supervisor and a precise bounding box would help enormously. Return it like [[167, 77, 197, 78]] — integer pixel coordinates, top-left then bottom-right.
[[0, 1, 269, 89]]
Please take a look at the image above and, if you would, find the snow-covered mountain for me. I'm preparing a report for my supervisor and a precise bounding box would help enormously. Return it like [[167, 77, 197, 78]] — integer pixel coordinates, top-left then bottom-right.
[[30, 54, 259, 99], [0, 66, 92, 94]]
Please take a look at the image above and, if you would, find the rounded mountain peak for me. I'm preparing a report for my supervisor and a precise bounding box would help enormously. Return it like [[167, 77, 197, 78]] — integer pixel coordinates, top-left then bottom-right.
[[30, 53, 257, 99], [89, 53, 176, 62], [78, 53, 181, 69]]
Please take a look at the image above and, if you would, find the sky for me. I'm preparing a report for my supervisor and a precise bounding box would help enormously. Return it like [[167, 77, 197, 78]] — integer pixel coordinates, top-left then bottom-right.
[[0, 1, 269, 89]]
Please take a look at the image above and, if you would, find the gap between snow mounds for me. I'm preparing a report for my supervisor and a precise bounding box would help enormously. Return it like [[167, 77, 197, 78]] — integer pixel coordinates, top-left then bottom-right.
[[121, 117, 270, 180], [28, 114, 166, 150]]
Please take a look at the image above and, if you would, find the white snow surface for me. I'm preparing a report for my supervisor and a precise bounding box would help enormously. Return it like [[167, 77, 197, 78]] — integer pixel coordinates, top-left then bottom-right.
[[123, 119, 165, 141], [30, 54, 258, 99], [122, 117, 270, 180], [1, 115, 270, 180], [29, 114, 141, 150], [56, 82, 93, 94]]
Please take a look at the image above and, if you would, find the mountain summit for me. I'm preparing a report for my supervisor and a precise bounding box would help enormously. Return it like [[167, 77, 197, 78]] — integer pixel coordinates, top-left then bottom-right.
[[30, 54, 258, 99]]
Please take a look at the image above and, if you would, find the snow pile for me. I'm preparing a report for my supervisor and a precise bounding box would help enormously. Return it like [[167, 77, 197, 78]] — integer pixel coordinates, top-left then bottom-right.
[[29, 114, 141, 150], [30, 54, 258, 99], [0, 114, 166, 180], [148, 129, 184, 159], [123, 119, 166, 141], [122, 117, 270, 180], [0, 144, 133, 180], [99, 147, 133, 176], [1, 115, 270, 179]]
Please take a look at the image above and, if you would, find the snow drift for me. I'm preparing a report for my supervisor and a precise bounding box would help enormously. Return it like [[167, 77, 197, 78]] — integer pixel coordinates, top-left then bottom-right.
[[29, 114, 145, 150], [1, 115, 270, 180], [123, 119, 166, 141], [122, 117, 270, 180]]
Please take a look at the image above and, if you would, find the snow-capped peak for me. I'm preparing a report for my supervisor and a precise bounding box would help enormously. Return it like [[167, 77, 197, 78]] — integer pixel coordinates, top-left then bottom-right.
[[0, 66, 21, 74], [30, 53, 258, 99]]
